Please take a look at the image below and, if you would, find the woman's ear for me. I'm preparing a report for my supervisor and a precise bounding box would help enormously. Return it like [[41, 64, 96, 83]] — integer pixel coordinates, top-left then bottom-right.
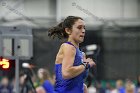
[[65, 28, 72, 35]]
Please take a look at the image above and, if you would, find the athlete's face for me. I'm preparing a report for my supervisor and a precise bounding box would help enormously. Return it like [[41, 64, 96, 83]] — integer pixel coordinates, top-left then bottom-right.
[[69, 19, 85, 43]]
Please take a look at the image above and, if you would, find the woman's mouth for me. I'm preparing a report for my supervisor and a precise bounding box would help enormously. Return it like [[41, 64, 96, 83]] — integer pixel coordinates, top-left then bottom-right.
[[79, 35, 84, 38]]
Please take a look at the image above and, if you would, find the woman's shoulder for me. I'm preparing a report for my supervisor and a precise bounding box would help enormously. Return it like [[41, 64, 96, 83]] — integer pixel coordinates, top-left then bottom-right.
[[61, 43, 76, 51]]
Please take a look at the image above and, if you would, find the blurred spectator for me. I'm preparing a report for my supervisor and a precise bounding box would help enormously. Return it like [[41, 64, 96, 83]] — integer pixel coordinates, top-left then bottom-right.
[[136, 75, 140, 93], [0, 76, 12, 93], [52, 73, 56, 85], [125, 80, 135, 93], [95, 81, 105, 93], [20, 73, 33, 93], [11, 78, 16, 93], [88, 84, 96, 93], [31, 74, 39, 88], [86, 73, 96, 93], [36, 86, 46, 93], [12, 73, 33, 93], [116, 80, 125, 93], [36, 68, 54, 93], [105, 81, 118, 93]]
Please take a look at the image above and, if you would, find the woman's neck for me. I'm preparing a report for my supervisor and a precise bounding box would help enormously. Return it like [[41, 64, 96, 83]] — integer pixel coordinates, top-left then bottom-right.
[[67, 39, 79, 48]]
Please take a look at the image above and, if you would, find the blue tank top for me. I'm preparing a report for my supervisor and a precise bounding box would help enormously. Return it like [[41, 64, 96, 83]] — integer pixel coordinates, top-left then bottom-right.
[[54, 42, 88, 93]]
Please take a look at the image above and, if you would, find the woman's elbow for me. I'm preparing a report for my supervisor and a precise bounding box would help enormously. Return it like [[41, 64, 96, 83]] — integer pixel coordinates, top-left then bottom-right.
[[62, 72, 71, 79]]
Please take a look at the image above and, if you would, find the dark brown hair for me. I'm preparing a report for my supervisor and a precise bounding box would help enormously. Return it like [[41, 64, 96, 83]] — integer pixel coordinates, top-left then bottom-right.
[[48, 16, 83, 39]]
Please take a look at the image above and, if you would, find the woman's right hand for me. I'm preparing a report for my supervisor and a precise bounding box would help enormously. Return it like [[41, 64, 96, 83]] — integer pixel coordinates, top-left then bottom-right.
[[84, 58, 96, 68]]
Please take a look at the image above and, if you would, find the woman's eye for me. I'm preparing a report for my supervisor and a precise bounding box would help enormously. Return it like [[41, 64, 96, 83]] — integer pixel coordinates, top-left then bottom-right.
[[78, 27, 82, 29], [78, 26, 85, 29]]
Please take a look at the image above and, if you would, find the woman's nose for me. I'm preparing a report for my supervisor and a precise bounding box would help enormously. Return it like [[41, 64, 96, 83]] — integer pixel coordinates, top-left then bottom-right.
[[82, 30, 85, 33]]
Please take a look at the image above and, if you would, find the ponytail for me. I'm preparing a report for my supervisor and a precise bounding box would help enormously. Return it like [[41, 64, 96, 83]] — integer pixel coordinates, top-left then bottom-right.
[[48, 22, 68, 39]]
